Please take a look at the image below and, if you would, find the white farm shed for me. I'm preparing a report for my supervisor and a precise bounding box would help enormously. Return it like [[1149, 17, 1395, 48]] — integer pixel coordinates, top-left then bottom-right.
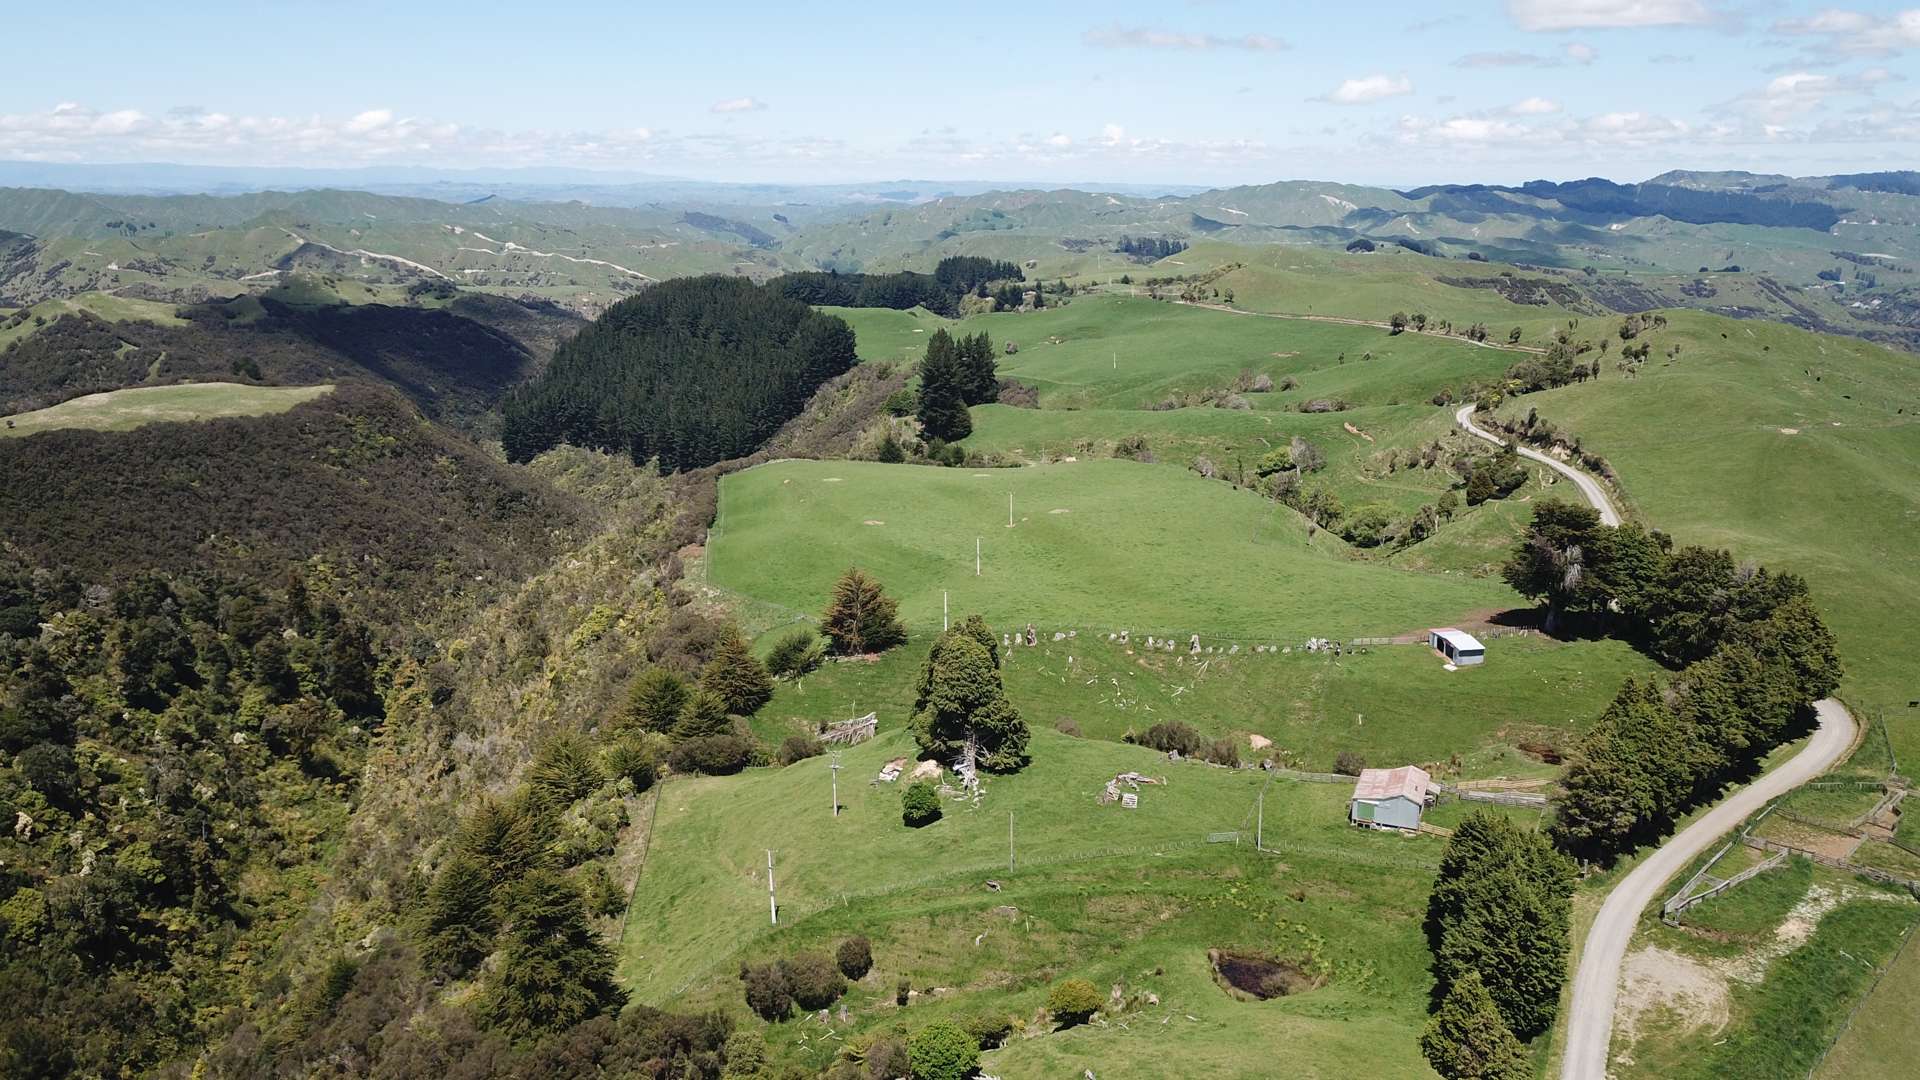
[[1349, 766, 1432, 831], [1428, 627, 1486, 666]]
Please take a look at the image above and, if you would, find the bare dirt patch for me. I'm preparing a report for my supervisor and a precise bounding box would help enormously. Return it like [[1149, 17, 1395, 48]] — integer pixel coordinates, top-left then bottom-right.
[[1616, 945, 1731, 1052], [863, 520, 885, 526]]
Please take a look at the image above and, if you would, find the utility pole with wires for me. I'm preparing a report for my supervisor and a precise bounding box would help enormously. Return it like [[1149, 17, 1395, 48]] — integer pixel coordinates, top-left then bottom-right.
[[1256, 787, 1265, 852], [943, 590, 949, 631], [829, 752, 843, 818], [1007, 491, 1014, 528], [975, 537, 981, 576]]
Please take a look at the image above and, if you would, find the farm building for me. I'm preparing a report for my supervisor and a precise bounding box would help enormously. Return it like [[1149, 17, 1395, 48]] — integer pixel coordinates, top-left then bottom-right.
[[1348, 766, 1432, 831], [1428, 627, 1485, 666]]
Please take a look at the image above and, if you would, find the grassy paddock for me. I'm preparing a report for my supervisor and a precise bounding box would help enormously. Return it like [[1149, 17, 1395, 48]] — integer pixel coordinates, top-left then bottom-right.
[[619, 728, 1448, 1078], [1, 382, 334, 437], [709, 458, 1518, 640]]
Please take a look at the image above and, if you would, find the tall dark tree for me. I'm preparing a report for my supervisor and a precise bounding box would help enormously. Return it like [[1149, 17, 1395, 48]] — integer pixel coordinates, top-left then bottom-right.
[[479, 869, 627, 1039], [625, 666, 690, 733], [1421, 971, 1532, 1080], [910, 615, 1026, 772], [701, 626, 773, 717], [1502, 501, 1606, 631], [674, 688, 733, 740], [915, 329, 973, 442], [1426, 811, 1574, 1040], [957, 332, 999, 406], [421, 855, 497, 975], [1548, 678, 1695, 861], [820, 567, 906, 656]]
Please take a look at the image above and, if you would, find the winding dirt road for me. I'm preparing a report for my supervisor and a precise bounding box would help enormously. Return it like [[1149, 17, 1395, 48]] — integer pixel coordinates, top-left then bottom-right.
[[1559, 699, 1856, 1080], [1460, 407, 1859, 1078], [1454, 404, 1623, 527]]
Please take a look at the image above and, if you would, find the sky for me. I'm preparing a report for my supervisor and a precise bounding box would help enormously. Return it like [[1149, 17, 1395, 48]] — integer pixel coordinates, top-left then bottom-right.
[[1, 0, 1916, 186]]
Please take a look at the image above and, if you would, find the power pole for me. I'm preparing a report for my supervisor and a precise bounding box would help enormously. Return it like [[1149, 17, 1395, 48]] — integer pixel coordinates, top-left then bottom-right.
[[1256, 789, 1264, 852], [1007, 491, 1014, 528], [943, 590, 949, 631], [766, 850, 777, 925], [975, 537, 981, 577], [830, 752, 843, 818]]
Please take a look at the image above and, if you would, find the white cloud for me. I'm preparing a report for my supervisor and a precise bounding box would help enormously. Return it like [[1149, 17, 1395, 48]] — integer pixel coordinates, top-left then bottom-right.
[[1512, 97, 1563, 115], [1508, 0, 1714, 31], [1454, 41, 1598, 68], [1083, 24, 1287, 50], [1319, 74, 1414, 105], [1772, 9, 1920, 56], [710, 97, 768, 114], [1046, 132, 1072, 147]]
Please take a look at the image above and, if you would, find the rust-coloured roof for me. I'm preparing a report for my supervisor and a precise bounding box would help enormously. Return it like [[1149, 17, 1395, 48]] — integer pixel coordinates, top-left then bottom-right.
[[1351, 765, 1430, 803]]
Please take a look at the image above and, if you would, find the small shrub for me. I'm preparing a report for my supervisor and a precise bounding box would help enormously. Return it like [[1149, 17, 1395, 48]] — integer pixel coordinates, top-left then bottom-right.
[[741, 962, 793, 1021], [867, 1036, 910, 1080], [882, 388, 917, 416], [777, 734, 825, 767], [1203, 738, 1241, 767], [896, 977, 912, 1006], [1132, 720, 1204, 757], [1046, 978, 1104, 1027], [765, 628, 826, 680], [722, 1029, 768, 1076], [907, 1021, 979, 1080], [837, 935, 873, 980], [782, 951, 847, 1011], [601, 739, 659, 791], [963, 1012, 1012, 1050], [1334, 750, 1367, 776], [668, 733, 756, 775], [902, 780, 942, 827]]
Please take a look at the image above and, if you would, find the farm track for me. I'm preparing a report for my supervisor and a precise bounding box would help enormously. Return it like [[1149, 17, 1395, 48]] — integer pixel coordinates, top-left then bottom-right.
[[1454, 404, 1623, 526], [1560, 700, 1856, 1080], [1172, 300, 1550, 354], [1483, 396, 1861, 1080]]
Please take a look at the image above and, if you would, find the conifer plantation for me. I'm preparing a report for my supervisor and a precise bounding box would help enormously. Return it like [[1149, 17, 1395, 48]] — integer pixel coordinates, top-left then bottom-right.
[[500, 276, 858, 470]]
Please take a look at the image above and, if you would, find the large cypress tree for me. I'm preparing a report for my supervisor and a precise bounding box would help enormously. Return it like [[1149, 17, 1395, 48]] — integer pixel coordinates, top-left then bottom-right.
[[910, 615, 1026, 772], [1421, 971, 1532, 1080], [1549, 677, 1694, 862], [1426, 811, 1574, 1041], [820, 567, 906, 656], [480, 869, 627, 1039], [915, 329, 973, 442], [701, 626, 773, 717], [957, 332, 998, 405]]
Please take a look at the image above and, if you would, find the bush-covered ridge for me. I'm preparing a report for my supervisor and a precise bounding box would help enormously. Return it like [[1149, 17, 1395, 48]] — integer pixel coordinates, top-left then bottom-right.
[[501, 275, 860, 471], [0, 383, 582, 615]]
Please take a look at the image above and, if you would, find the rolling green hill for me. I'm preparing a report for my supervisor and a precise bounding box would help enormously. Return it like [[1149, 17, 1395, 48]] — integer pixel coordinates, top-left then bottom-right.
[[1493, 310, 1920, 761], [709, 458, 1516, 640], [621, 727, 1481, 1079]]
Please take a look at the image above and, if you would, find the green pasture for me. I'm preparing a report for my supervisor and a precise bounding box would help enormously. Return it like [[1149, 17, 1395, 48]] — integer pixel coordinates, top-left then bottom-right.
[[709, 458, 1519, 640], [0, 382, 333, 437], [619, 728, 1450, 1078]]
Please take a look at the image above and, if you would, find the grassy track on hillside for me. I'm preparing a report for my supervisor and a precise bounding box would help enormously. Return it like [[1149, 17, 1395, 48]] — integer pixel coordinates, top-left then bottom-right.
[[619, 729, 1452, 1078], [709, 458, 1517, 639], [1, 382, 333, 437]]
